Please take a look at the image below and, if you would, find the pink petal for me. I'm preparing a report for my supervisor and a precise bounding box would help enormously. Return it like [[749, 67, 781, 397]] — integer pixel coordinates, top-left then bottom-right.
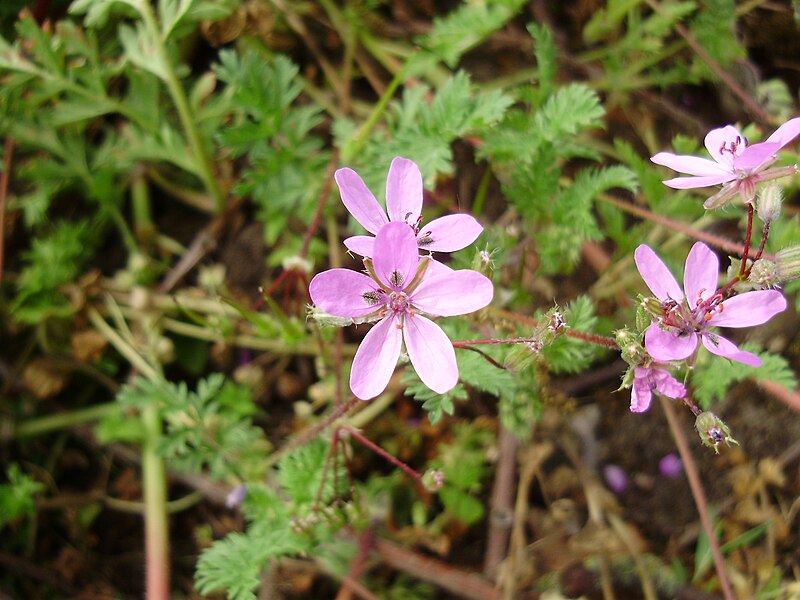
[[630, 368, 653, 413], [372, 222, 420, 291], [707, 290, 786, 328], [309, 269, 384, 318], [764, 116, 800, 148], [403, 314, 458, 393], [734, 142, 780, 171], [386, 157, 423, 225], [343, 235, 375, 257], [411, 270, 493, 316], [661, 174, 736, 189], [424, 258, 454, 278], [418, 214, 483, 252], [651, 152, 732, 177], [704, 125, 745, 168], [644, 324, 697, 361], [350, 314, 403, 400], [634, 245, 683, 301], [683, 242, 718, 304], [335, 168, 388, 235], [700, 332, 762, 367], [652, 368, 686, 399]]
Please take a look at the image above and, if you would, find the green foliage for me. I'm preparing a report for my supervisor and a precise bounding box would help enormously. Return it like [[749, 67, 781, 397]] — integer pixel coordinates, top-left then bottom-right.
[[404, 373, 468, 425], [0, 464, 45, 529], [12, 220, 95, 324], [692, 345, 797, 409], [688, 0, 744, 78], [539, 165, 639, 273], [430, 423, 493, 525], [527, 22, 556, 104], [114, 374, 270, 481], [336, 70, 512, 191], [478, 71, 635, 274], [196, 439, 352, 599], [214, 49, 329, 253], [416, 0, 527, 68], [196, 525, 308, 600]]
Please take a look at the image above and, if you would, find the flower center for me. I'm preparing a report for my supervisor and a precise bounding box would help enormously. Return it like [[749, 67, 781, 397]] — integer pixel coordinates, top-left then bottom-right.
[[719, 135, 745, 157], [657, 291, 725, 334], [388, 291, 409, 314]]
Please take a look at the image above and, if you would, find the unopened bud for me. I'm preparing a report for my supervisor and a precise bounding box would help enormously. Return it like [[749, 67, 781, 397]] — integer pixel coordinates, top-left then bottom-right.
[[776, 245, 800, 282], [473, 248, 496, 279], [749, 259, 780, 288], [756, 184, 783, 224], [282, 255, 313, 274], [155, 336, 175, 363], [695, 412, 739, 454], [422, 469, 445, 491], [615, 329, 646, 365]]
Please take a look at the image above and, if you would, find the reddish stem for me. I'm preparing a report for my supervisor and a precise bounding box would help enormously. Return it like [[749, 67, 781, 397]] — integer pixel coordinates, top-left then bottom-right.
[[660, 397, 735, 600], [739, 203, 754, 278], [340, 423, 423, 483]]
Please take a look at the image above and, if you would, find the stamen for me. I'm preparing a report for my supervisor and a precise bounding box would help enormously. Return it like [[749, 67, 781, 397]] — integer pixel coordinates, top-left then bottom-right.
[[417, 231, 434, 247], [362, 290, 384, 306], [389, 270, 405, 287]]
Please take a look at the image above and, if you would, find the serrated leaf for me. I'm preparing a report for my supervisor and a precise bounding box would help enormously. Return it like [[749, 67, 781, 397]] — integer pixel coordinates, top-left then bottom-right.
[[119, 22, 167, 80]]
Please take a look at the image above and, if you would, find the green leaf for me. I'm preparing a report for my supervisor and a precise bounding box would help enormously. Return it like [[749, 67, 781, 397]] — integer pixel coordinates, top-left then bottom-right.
[[195, 526, 306, 600], [692, 345, 797, 409], [417, 0, 528, 67], [542, 296, 607, 374], [119, 22, 167, 80], [0, 465, 45, 529], [278, 438, 334, 506], [439, 486, 485, 525]]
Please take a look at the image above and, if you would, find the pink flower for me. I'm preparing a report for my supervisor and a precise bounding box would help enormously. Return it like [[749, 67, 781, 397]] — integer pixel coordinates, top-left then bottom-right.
[[630, 365, 686, 413], [309, 221, 493, 400], [650, 118, 800, 209], [634, 242, 787, 367], [336, 157, 483, 273]]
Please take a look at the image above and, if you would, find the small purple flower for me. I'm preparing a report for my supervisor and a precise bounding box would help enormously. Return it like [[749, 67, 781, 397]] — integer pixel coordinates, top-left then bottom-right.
[[658, 454, 683, 478], [309, 221, 493, 400], [630, 365, 686, 413], [225, 484, 247, 508], [634, 242, 787, 367], [603, 464, 628, 494], [336, 157, 484, 273], [651, 118, 800, 209]]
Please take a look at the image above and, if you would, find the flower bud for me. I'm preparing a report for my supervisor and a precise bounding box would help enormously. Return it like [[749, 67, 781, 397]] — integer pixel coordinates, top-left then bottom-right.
[[695, 412, 739, 454], [616, 328, 646, 365], [281, 255, 313, 274], [603, 464, 628, 494], [472, 248, 496, 279], [658, 453, 683, 478], [756, 183, 783, 224], [422, 469, 445, 491], [749, 259, 780, 288], [776, 245, 800, 282]]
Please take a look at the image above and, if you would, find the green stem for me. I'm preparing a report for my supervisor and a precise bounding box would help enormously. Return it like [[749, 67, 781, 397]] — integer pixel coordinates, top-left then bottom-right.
[[136, 0, 225, 213], [132, 167, 156, 247], [342, 51, 418, 163], [11, 403, 119, 439], [471, 164, 492, 216], [142, 402, 170, 599]]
